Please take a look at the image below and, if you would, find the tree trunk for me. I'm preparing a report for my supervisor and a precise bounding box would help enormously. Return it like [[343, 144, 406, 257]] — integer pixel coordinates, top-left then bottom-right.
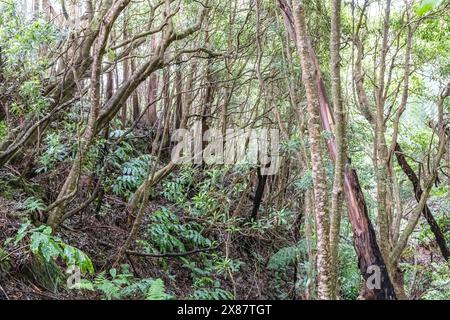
[[374, 0, 392, 263], [292, 0, 332, 300], [394, 143, 450, 261], [174, 55, 183, 130], [146, 37, 159, 126], [121, 17, 130, 127], [130, 58, 140, 123], [329, 0, 345, 299], [47, 0, 133, 229], [277, 0, 396, 299], [251, 168, 267, 220]]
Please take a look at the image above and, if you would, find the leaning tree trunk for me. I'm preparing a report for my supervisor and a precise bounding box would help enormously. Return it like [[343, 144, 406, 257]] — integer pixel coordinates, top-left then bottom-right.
[[277, 0, 396, 300], [395, 143, 450, 261], [47, 0, 133, 229]]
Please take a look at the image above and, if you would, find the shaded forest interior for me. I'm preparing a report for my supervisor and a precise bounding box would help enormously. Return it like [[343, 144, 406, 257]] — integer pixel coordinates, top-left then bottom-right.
[[0, 0, 449, 300]]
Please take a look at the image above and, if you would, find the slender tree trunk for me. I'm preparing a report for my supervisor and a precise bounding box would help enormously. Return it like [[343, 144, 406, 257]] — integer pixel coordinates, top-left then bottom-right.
[[375, 0, 392, 262], [130, 58, 140, 122], [32, 0, 39, 17], [292, 0, 331, 299], [152, 68, 171, 155], [304, 189, 316, 299], [146, 37, 159, 126], [277, 0, 396, 299], [121, 15, 130, 127], [174, 55, 183, 130], [395, 143, 450, 261], [329, 0, 345, 299], [251, 168, 267, 220]]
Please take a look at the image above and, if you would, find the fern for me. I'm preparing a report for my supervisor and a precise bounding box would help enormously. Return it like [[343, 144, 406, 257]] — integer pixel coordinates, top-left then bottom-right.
[[92, 266, 172, 300], [191, 278, 233, 300], [146, 279, 172, 300], [0, 121, 7, 141], [112, 154, 153, 199], [120, 278, 154, 297], [142, 207, 213, 255], [21, 197, 46, 214], [36, 133, 68, 173], [192, 287, 233, 300], [94, 271, 123, 300], [268, 241, 307, 271]]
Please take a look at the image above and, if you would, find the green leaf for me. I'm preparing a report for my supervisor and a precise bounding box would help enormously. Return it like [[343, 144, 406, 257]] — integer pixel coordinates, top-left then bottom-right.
[[5, 221, 31, 246], [30, 232, 46, 254], [416, 0, 441, 16], [75, 249, 95, 275], [146, 279, 167, 300], [40, 239, 61, 262], [42, 226, 52, 235], [63, 246, 75, 266], [77, 279, 95, 291]]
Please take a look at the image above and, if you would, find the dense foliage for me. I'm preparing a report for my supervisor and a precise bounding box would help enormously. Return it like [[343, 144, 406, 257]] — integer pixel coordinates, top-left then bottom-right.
[[0, 0, 448, 300]]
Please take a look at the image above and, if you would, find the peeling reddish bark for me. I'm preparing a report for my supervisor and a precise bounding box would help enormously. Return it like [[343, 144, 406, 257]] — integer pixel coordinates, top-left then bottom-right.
[[277, 0, 396, 299], [316, 64, 396, 300]]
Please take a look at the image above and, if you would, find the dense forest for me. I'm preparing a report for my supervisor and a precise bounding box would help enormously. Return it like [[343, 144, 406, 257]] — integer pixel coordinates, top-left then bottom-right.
[[0, 0, 449, 301]]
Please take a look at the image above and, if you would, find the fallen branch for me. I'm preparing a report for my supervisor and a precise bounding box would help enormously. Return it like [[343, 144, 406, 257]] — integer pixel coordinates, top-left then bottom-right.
[[97, 239, 222, 258]]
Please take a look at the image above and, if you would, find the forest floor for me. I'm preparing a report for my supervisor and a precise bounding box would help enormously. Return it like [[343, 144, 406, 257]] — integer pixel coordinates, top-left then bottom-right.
[[0, 161, 445, 300], [0, 195, 198, 299], [0, 166, 276, 300]]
